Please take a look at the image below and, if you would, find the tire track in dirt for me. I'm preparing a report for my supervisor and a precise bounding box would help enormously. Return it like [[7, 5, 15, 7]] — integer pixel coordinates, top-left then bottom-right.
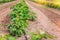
[[48, 8, 60, 15], [0, 8, 11, 22], [0, 7, 11, 36], [0, 0, 20, 23], [0, 0, 19, 10], [26, 0, 60, 40], [28, 1, 60, 27]]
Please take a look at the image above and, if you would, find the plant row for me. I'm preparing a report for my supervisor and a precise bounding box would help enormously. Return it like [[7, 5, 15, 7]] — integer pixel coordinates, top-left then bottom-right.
[[0, 29, 54, 40], [8, 0, 36, 37], [0, 0, 14, 4], [46, 2, 60, 9], [31, 0, 60, 10]]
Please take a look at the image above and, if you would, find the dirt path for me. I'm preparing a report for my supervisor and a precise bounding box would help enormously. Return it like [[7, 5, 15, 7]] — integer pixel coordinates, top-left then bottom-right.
[[27, 1, 60, 27], [0, 0, 19, 10], [0, 0, 20, 21], [48, 8, 60, 15], [26, 0, 60, 40]]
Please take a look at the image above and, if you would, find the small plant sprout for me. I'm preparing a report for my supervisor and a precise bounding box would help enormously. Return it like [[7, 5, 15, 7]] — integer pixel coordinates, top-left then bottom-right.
[[30, 29, 54, 40]]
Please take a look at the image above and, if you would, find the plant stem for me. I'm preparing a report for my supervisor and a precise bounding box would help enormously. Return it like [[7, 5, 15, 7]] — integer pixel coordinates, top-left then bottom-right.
[[22, 30, 28, 40]]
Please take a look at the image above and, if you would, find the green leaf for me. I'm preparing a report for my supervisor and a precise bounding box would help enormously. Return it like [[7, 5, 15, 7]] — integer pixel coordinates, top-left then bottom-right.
[[7, 36, 16, 40]]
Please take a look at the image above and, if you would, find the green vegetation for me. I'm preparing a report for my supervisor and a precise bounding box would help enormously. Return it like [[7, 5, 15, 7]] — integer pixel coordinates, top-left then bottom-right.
[[30, 30, 54, 40], [7, 36, 16, 40], [0, 34, 8, 40], [8, 0, 36, 37], [30, 0, 47, 5], [0, 30, 54, 40], [0, 0, 14, 4], [46, 2, 60, 9], [0, 34, 16, 40], [31, 0, 60, 9]]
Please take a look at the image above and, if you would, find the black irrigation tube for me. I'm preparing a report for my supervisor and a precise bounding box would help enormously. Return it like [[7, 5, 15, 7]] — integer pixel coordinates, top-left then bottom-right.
[[22, 30, 28, 40]]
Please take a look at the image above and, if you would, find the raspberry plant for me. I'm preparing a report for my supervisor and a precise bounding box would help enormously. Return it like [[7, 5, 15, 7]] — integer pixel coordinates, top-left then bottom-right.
[[8, 0, 36, 37]]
